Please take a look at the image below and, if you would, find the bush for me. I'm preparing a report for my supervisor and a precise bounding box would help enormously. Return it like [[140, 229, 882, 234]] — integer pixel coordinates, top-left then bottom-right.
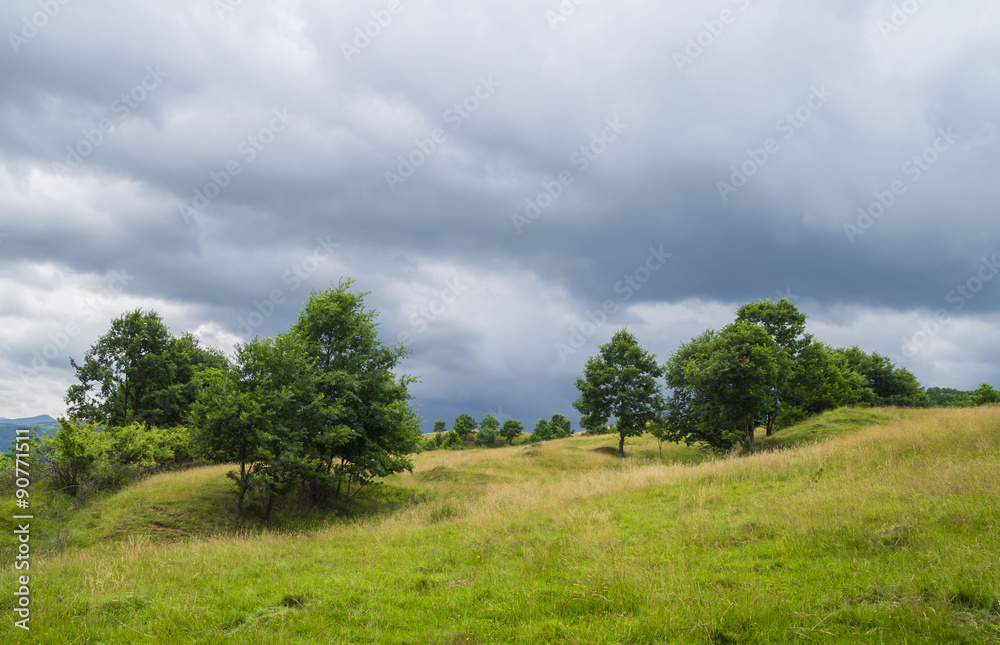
[[442, 431, 463, 450], [474, 426, 497, 447], [40, 419, 106, 497]]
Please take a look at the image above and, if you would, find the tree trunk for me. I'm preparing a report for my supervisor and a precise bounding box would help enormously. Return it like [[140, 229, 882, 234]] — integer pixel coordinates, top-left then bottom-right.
[[766, 412, 776, 437], [618, 433, 626, 457], [264, 494, 274, 522]]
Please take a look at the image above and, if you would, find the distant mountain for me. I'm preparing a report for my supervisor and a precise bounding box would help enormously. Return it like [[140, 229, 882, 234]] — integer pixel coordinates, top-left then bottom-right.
[[0, 414, 58, 427], [0, 415, 59, 450]]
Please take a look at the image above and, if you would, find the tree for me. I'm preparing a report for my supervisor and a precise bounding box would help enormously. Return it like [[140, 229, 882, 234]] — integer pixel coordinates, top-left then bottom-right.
[[970, 383, 1000, 406], [474, 424, 497, 446], [832, 346, 929, 407], [500, 419, 524, 445], [647, 417, 682, 459], [66, 311, 225, 428], [573, 329, 666, 456], [433, 420, 447, 434], [549, 413, 573, 439], [531, 418, 551, 441], [453, 413, 477, 439], [290, 279, 423, 499], [66, 309, 172, 427], [189, 333, 334, 519], [776, 340, 862, 428], [665, 322, 779, 452], [40, 419, 106, 497], [735, 298, 808, 436], [476, 414, 500, 447], [479, 414, 500, 433]]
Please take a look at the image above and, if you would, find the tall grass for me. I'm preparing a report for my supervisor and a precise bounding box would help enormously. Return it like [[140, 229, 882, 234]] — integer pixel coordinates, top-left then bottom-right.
[[3, 407, 1000, 643]]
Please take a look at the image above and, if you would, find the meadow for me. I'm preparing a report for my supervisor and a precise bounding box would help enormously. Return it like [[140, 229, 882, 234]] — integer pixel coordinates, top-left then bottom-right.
[[2, 406, 999, 643]]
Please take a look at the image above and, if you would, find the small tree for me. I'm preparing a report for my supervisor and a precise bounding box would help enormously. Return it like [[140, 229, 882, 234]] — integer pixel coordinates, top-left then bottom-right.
[[453, 414, 477, 439], [647, 418, 682, 459], [442, 430, 463, 450], [433, 420, 447, 434], [531, 418, 551, 442], [549, 413, 573, 439], [573, 329, 665, 456], [474, 425, 497, 447], [970, 383, 1000, 406], [41, 419, 106, 497], [479, 414, 500, 433], [500, 419, 524, 445]]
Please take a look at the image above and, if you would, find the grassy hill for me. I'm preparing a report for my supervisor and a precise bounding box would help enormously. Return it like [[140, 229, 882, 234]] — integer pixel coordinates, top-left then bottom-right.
[[3, 406, 1000, 643]]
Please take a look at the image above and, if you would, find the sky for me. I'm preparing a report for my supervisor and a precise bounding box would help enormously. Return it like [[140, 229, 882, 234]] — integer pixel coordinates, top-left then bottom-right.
[[1, 0, 998, 431]]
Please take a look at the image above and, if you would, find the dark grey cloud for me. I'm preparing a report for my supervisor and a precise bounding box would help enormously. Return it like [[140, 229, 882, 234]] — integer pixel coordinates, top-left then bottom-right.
[[2, 0, 998, 426]]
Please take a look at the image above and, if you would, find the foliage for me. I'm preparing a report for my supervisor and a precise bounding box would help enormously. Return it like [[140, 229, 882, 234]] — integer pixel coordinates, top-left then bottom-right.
[[39, 419, 106, 497], [665, 322, 779, 452], [530, 418, 551, 442], [290, 279, 423, 500], [500, 419, 524, 445], [735, 298, 809, 436], [479, 414, 500, 432], [433, 420, 447, 434], [775, 340, 862, 429], [926, 387, 973, 408], [832, 346, 929, 407], [452, 413, 477, 439], [970, 382, 1000, 406], [65, 310, 226, 428], [189, 333, 334, 519], [474, 425, 497, 447], [548, 413, 573, 439], [441, 430, 463, 450], [573, 329, 665, 456]]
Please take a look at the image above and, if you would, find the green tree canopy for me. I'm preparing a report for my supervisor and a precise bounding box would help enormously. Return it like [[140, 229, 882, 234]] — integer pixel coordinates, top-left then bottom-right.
[[665, 322, 779, 452], [832, 346, 929, 407], [549, 413, 572, 439], [290, 279, 423, 496], [66, 310, 227, 428], [500, 419, 523, 445], [735, 298, 809, 436], [479, 414, 500, 432], [573, 329, 665, 456], [452, 413, 477, 439], [970, 383, 1000, 406]]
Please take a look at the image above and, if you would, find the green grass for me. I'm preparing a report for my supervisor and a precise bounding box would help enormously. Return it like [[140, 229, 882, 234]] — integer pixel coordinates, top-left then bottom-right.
[[3, 406, 1000, 643]]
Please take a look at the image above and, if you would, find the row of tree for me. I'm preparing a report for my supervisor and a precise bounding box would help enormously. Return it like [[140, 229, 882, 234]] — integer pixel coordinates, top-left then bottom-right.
[[574, 298, 934, 456], [423, 413, 574, 450], [60, 280, 423, 520]]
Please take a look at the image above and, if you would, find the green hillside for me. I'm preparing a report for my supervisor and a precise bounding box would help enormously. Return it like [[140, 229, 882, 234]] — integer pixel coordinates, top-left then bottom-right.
[[3, 406, 999, 643]]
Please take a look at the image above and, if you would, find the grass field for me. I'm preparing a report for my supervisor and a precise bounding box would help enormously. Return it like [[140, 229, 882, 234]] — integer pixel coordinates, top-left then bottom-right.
[[2, 406, 999, 643]]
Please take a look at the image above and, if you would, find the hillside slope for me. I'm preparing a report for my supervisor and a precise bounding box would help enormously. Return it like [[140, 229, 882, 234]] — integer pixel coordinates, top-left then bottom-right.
[[3, 407, 999, 643]]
